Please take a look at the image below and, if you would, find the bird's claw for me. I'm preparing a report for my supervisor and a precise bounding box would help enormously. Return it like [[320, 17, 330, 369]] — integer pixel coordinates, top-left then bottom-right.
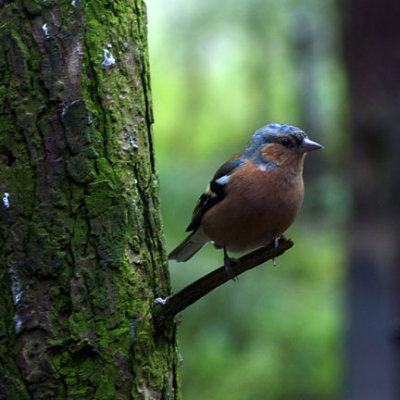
[[272, 236, 281, 267], [224, 248, 240, 281]]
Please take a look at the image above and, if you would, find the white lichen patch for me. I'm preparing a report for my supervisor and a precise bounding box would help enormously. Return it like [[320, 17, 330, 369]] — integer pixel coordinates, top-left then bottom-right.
[[42, 23, 49, 37], [61, 99, 81, 117], [9, 268, 23, 305], [129, 135, 138, 149], [102, 48, 115, 67], [2, 192, 10, 208], [132, 198, 139, 215], [14, 314, 23, 334]]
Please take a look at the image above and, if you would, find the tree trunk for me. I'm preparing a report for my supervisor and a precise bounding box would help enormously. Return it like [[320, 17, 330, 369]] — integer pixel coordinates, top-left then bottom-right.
[[0, 1, 178, 399], [342, 0, 400, 398]]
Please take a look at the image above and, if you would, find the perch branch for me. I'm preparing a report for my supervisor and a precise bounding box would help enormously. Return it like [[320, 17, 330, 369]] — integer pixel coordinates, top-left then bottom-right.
[[154, 237, 293, 323]]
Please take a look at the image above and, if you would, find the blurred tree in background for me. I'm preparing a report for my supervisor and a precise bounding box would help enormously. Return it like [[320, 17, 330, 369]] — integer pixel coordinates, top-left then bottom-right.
[[146, 1, 348, 399], [343, 0, 400, 399]]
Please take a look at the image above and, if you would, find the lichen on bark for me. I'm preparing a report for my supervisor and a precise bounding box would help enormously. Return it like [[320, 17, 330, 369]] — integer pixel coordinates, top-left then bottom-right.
[[0, 1, 178, 399]]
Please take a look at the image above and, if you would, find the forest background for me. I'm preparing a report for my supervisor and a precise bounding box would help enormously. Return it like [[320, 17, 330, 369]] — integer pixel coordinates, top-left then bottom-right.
[[146, 1, 348, 399]]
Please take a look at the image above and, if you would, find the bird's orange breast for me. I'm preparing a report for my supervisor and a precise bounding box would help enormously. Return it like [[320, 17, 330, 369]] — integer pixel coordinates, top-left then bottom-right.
[[201, 161, 304, 252]]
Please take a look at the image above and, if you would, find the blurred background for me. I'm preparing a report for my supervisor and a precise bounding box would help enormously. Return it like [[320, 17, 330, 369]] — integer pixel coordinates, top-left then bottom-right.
[[145, 1, 400, 399]]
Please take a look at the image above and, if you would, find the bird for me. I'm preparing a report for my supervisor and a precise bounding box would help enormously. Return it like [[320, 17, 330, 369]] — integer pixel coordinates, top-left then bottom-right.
[[168, 123, 323, 272]]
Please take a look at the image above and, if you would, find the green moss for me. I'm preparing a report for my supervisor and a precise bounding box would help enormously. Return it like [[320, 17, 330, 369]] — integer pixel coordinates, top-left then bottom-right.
[[84, 180, 119, 217], [94, 378, 115, 399], [22, 0, 44, 14], [67, 153, 96, 183], [96, 157, 118, 185], [0, 87, 7, 114]]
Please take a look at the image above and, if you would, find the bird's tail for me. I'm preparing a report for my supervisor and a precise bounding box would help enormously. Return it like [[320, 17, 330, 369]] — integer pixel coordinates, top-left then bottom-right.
[[168, 229, 209, 262]]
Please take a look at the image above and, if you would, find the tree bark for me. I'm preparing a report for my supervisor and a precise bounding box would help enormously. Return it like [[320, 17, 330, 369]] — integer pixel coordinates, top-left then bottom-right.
[[342, 0, 400, 398], [0, 1, 178, 399]]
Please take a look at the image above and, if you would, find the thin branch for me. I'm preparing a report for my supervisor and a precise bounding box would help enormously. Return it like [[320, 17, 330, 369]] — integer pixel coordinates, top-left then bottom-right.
[[153, 237, 294, 324]]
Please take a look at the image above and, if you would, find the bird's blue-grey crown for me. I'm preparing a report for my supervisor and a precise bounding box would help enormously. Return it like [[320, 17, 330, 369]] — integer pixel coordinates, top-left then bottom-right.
[[242, 123, 306, 161]]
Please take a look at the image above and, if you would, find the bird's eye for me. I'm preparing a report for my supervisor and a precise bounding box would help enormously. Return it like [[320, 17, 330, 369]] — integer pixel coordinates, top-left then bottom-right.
[[281, 138, 291, 147]]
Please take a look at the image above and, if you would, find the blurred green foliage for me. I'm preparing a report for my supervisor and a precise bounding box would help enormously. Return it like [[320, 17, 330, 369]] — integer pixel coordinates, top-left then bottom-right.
[[146, 1, 348, 398]]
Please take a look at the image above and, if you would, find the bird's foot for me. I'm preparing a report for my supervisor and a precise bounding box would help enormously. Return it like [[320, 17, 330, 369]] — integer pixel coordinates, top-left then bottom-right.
[[272, 236, 281, 267], [224, 248, 239, 281], [224, 258, 240, 281]]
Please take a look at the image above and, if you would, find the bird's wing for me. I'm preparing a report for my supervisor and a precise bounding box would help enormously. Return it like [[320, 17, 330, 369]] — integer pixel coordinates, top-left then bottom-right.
[[186, 154, 243, 232]]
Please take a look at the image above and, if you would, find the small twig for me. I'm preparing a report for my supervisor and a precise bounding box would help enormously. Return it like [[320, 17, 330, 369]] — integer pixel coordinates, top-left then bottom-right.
[[153, 237, 294, 324]]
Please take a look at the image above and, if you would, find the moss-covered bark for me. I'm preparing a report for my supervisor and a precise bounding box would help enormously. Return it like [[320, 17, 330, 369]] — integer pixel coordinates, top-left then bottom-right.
[[0, 1, 179, 398]]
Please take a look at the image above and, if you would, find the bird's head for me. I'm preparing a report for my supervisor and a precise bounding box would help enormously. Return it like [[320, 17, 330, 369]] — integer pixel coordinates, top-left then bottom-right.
[[243, 123, 323, 173]]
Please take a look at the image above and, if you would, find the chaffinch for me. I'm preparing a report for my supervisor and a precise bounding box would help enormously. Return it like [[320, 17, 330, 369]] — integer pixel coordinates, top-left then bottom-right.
[[168, 123, 323, 270]]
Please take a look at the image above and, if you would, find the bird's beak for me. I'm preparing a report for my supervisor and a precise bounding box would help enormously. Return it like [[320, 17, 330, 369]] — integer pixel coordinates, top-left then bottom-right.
[[299, 137, 323, 153]]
